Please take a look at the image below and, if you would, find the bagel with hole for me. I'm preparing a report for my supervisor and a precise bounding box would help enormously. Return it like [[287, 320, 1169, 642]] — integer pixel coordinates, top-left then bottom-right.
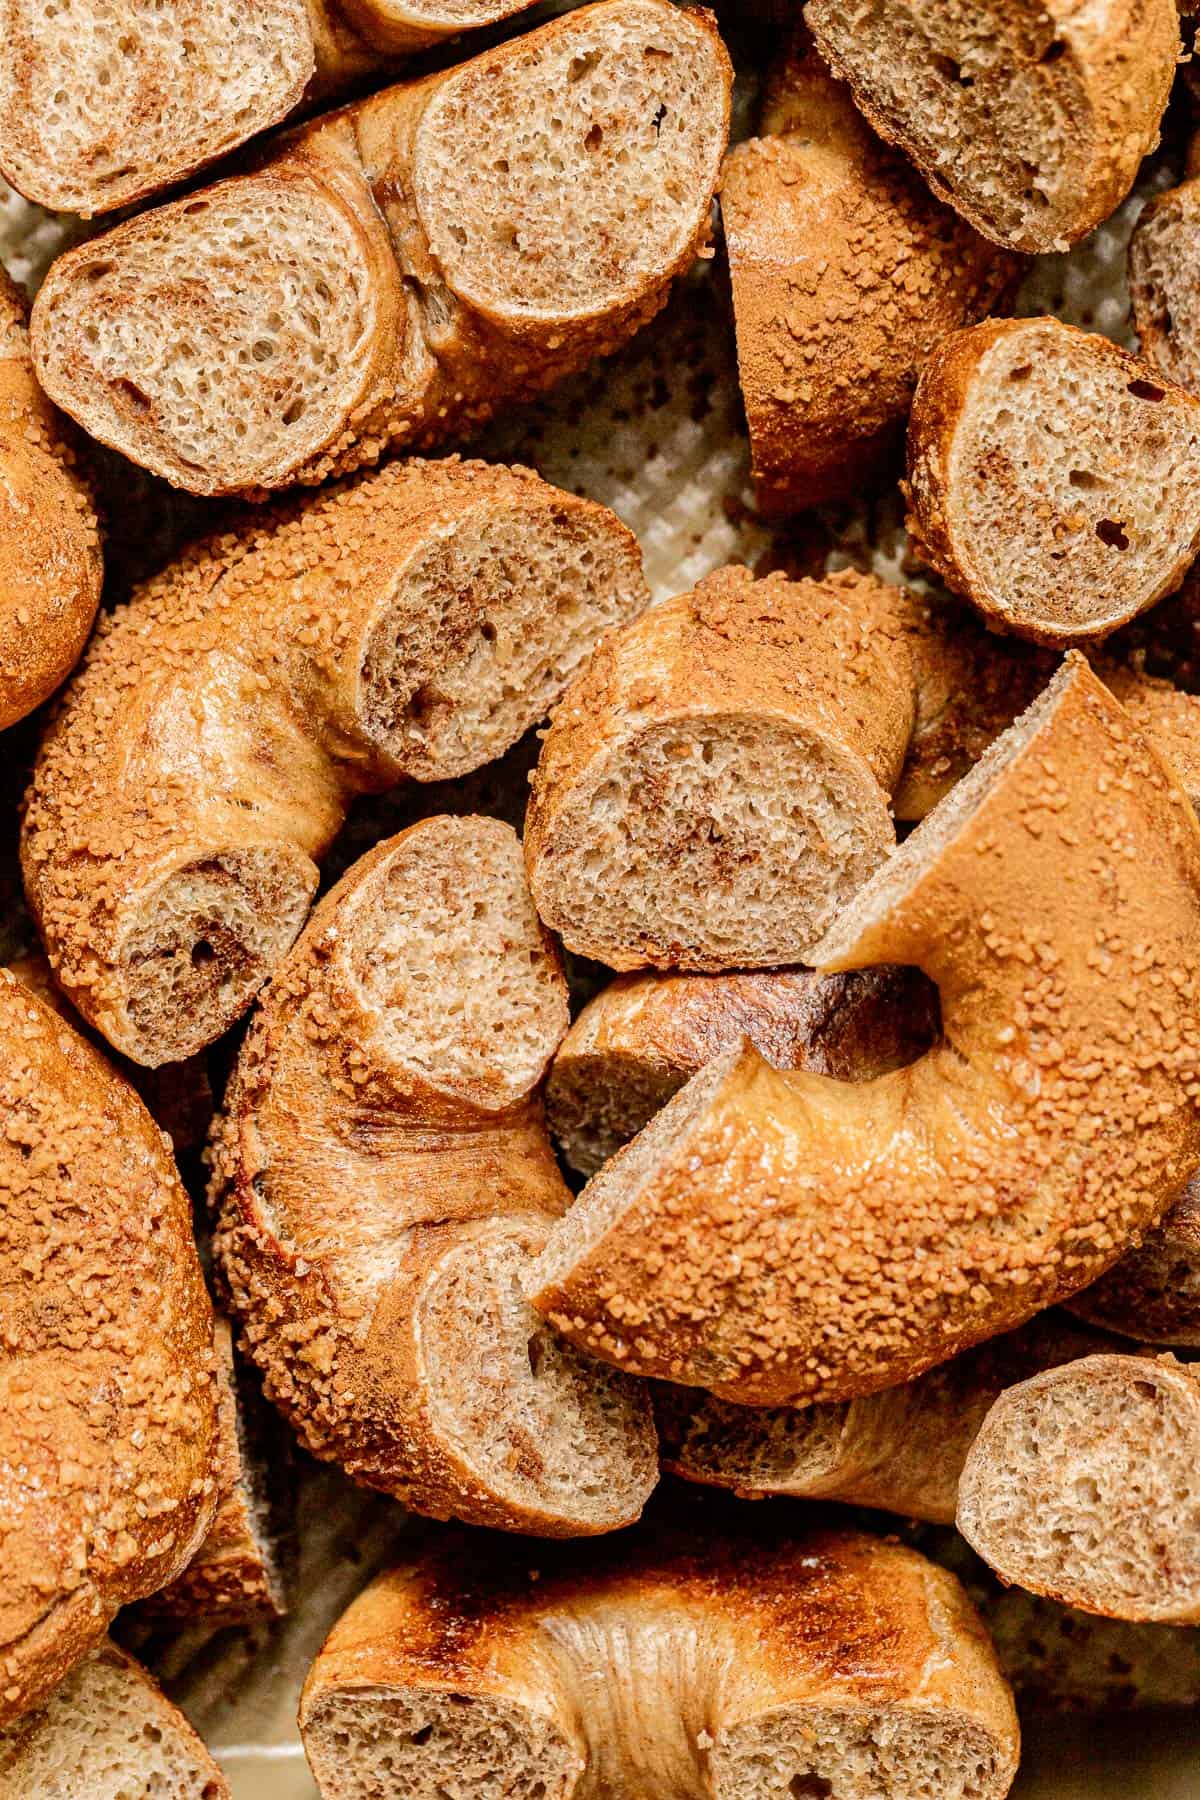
[[29, 0, 732, 498], [529, 658, 1200, 1405], [547, 963, 940, 1177], [20, 457, 648, 1067], [804, 0, 1179, 253], [723, 29, 1017, 514], [0, 270, 101, 734], [524, 564, 915, 972], [657, 1314, 1116, 1524], [211, 815, 658, 1536], [0, 970, 219, 1726], [904, 317, 1200, 645], [299, 1509, 1020, 1800], [957, 1353, 1200, 1624]]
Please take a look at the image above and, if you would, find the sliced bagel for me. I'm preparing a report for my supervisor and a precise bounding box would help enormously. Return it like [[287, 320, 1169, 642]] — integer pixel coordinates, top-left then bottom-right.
[[1130, 171, 1200, 393], [1067, 1182, 1200, 1346], [212, 816, 658, 1536], [958, 1354, 1200, 1624], [905, 317, 1200, 644], [524, 565, 915, 971], [805, 0, 1179, 253]]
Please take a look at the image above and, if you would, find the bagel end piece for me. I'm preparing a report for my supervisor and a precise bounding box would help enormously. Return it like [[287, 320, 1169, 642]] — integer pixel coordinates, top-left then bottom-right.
[[0, 970, 219, 1726], [212, 815, 658, 1536], [547, 962, 940, 1176], [21, 458, 647, 1066], [957, 1354, 1200, 1624], [525, 565, 915, 972], [805, 0, 1178, 253], [1067, 1180, 1200, 1345], [1130, 171, 1200, 392], [723, 32, 1017, 515], [0, 272, 101, 733], [30, 1, 732, 497], [530, 657, 1200, 1405], [905, 316, 1200, 645], [0, 1640, 229, 1798], [658, 1314, 1116, 1523], [136, 1319, 288, 1628], [299, 1515, 1019, 1800]]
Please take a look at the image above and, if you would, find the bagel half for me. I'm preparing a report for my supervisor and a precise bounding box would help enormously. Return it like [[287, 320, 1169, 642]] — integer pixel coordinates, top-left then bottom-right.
[[905, 317, 1200, 645], [957, 1354, 1200, 1624], [21, 458, 648, 1066], [299, 1510, 1020, 1800], [0, 970, 219, 1726], [524, 565, 915, 971], [0, 270, 101, 733], [1130, 169, 1200, 394], [529, 657, 1200, 1404], [30, 1, 732, 496], [211, 815, 658, 1536]]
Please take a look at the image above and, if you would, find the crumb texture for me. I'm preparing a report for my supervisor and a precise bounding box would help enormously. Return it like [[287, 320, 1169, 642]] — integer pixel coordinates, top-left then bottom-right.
[[0, 1641, 229, 1797]]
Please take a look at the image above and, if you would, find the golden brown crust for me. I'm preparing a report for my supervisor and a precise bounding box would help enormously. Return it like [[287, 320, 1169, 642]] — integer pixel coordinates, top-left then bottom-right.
[[547, 963, 940, 1175], [0, 272, 101, 733], [724, 33, 1018, 514], [530, 659, 1200, 1404], [300, 1506, 1019, 1798], [136, 1320, 287, 1628], [904, 316, 1200, 645], [806, 0, 1178, 254], [0, 970, 219, 1727], [29, 2, 732, 498], [524, 565, 916, 970], [20, 457, 645, 1066]]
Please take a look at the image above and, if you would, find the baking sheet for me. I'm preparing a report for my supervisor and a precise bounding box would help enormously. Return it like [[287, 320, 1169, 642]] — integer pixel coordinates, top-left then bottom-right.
[[0, 10, 1197, 1794]]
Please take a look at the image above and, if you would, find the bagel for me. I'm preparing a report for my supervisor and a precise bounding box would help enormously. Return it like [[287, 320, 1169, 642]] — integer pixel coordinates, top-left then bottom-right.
[[0, 1640, 229, 1798], [524, 564, 915, 972], [904, 317, 1200, 645], [135, 1319, 288, 1628], [723, 29, 1016, 514], [20, 457, 648, 1067], [529, 657, 1200, 1405], [29, 1, 732, 498], [210, 815, 658, 1537], [657, 1315, 1115, 1523], [0, 270, 101, 734], [804, 0, 1179, 253], [1130, 168, 1200, 394], [298, 1510, 1020, 1800], [547, 963, 940, 1176], [957, 1353, 1200, 1624], [0, 2, 550, 217], [1067, 1180, 1200, 1346], [0, 969, 219, 1727]]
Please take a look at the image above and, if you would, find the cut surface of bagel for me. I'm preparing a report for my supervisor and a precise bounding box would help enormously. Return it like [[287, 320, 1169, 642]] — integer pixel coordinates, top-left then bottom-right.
[[905, 317, 1200, 644]]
